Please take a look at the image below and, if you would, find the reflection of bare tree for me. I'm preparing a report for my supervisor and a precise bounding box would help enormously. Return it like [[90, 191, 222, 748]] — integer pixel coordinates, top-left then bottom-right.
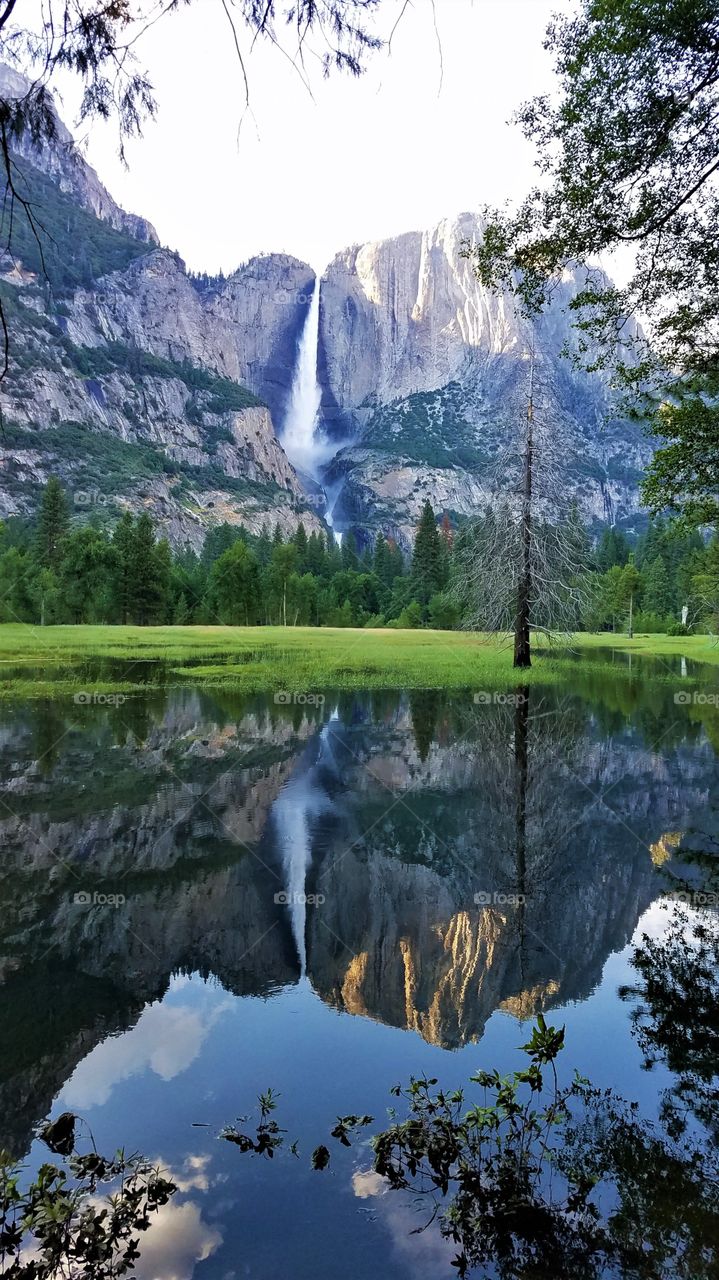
[[310, 687, 665, 1044], [455, 688, 587, 904]]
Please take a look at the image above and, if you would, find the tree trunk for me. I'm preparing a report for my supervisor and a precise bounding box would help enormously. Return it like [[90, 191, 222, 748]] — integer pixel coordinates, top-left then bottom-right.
[[514, 362, 533, 669], [513, 685, 530, 984], [514, 687, 529, 893]]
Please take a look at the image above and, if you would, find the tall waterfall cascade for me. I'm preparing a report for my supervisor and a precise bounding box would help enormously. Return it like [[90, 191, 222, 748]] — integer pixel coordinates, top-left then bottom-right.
[[281, 279, 343, 543], [282, 277, 323, 479]]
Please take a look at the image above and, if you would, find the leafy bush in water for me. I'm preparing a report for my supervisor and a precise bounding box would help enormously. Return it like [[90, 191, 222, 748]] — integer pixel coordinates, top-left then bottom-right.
[[0, 1112, 176, 1277], [227, 1015, 719, 1279]]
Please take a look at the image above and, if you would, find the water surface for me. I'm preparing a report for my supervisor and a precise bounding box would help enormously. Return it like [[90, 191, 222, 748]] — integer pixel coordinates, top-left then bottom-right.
[[1, 669, 718, 1278]]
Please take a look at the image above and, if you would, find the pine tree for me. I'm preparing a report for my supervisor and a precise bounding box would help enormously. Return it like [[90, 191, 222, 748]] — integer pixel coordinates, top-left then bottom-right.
[[643, 555, 673, 619], [111, 511, 136, 624], [293, 522, 308, 572], [34, 477, 69, 572], [306, 531, 325, 577], [209, 542, 261, 624], [173, 591, 190, 625], [411, 500, 442, 604], [373, 534, 391, 587], [267, 543, 299, 625], [60, 527, 113, 623], [131, 513, 168, 624], [388, 538, 405, 582], [255, 523, 272, 568], [596, 525, 630, 571], [201, 522, 240, 567], [341, 529, 359, 570], [619, 560, 642, 635]]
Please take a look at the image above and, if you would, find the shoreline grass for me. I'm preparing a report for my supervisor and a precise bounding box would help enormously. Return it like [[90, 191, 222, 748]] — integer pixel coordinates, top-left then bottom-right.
[[0, 623, 716, 700]]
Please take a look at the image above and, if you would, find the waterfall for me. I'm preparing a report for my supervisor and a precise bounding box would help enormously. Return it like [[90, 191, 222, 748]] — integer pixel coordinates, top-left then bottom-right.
[[282, 278, 323, 480], [282, 276, 344, 486]]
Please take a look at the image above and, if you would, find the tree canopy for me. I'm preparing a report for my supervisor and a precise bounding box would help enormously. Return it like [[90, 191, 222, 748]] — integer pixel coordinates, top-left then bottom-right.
[[469, 0, 719, 526]]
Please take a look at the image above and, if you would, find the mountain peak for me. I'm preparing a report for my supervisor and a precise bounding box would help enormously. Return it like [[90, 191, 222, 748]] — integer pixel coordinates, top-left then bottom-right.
[[0, 60, 158, 245]]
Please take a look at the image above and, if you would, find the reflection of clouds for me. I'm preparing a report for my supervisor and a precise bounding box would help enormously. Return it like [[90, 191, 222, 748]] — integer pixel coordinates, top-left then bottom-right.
[[60, 996, 231, 1108], [134, 1200, 222, 1280], [352, 1166, 454, 1277], [158, 1153, 213, 1194], [352, 1169, 386, 1199]]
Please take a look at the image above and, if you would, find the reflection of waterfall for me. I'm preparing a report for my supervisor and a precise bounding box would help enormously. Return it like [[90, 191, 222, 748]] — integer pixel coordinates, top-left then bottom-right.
[[274, 797, 312, 974], [272, 715, 339, 975], [282, 278, 337, 482]]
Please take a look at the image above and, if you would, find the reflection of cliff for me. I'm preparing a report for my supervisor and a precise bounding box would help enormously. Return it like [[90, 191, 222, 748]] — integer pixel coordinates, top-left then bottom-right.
[[1, 686, 716, 1152], [305, 696, 718, 1046], [0, 690, 318, 1153]]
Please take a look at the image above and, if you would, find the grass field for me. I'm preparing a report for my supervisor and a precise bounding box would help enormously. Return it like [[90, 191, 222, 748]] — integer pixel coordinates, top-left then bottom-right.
[[0, 623, 717, 699]]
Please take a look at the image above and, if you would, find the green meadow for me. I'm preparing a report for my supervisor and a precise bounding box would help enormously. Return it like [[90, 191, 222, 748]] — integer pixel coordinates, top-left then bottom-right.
[[0, 623, 716, 700]]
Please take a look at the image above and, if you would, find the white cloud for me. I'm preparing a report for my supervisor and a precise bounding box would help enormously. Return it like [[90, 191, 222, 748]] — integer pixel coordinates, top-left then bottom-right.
[[134, 1200, 223, 1280], [60, 995, 231, 1108]]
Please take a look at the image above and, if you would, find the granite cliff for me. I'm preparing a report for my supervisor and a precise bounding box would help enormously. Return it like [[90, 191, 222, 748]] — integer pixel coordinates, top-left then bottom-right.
[[318, 213, 651, 547], [0, 65, 652, 551], [0, 65, 321, 547]]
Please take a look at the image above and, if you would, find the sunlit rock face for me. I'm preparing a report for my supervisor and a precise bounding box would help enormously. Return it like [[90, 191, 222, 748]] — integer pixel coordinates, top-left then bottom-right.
[[319, 213, 651, 547]]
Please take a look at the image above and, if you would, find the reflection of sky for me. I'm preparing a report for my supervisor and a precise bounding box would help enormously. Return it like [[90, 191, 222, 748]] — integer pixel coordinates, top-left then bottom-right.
[[60, 977, 234, 1108], [134, 1199, 222, 1280], [36, 901, 684, 1280]]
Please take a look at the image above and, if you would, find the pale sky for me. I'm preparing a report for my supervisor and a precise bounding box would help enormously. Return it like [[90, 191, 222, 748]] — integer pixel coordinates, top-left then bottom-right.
[[50, 0, 569, 275]]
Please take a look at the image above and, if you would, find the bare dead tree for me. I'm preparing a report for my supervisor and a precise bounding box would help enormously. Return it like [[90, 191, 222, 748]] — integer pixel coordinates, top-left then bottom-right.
[[456, 337, 594, 667]]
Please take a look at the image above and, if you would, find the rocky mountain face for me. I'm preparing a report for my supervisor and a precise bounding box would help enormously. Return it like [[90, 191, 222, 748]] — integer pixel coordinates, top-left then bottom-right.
[[0, 65, 158, 246], [0, 64, 651, 551], [0, 66, 322, 547], [318, 213, 652, 547]]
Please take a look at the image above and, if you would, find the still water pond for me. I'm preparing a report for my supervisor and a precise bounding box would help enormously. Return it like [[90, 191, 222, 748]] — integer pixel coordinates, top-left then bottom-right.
[[1, 667, 718, 1277]]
